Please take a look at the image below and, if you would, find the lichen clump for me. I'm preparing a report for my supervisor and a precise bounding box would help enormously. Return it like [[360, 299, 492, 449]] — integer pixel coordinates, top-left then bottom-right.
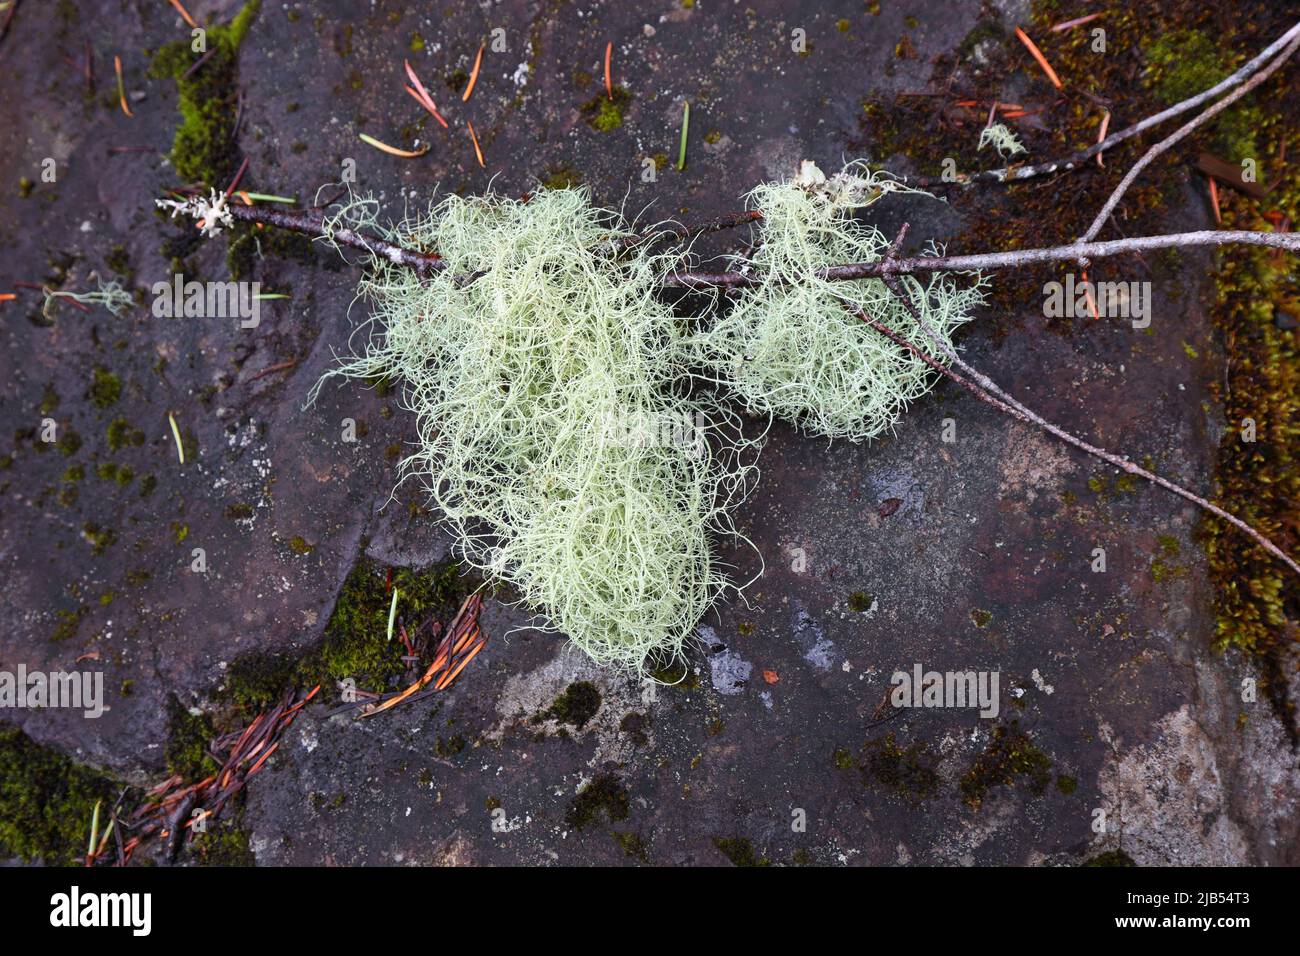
[[313, 164, 986, 671], [695, 162, 988, 441], [315, 188, 758, 672]]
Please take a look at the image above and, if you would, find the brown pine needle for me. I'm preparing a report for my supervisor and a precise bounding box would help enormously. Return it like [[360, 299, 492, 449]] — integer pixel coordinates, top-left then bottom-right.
[[114, 55, 133, 116], [0, 293, 15, 303], [1096, 110, 1111, 167], [467, 120, 485, 167], [463, 42, 485, 102], [1014, 27, 1062, 89], [604, 41, 613, 100], [359, 132, 430, 158], [1208, 176, 1222, 224], [168, 0, 198, 29]]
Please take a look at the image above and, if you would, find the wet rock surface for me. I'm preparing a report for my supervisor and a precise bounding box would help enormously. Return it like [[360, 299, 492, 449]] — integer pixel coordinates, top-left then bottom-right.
[[1, 0, 1296, 865]]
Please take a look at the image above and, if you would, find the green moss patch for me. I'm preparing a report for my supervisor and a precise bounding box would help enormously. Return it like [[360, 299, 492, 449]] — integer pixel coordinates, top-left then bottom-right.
[[149, 0, 261, 186], [0, 728, 118, 864]]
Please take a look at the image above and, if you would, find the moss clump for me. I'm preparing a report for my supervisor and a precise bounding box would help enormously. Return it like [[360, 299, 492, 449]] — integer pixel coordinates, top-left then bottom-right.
[[970, 608, 992, 628], [712, 836, 771, 867], [165, 699, 220, 783], [611, 830, 650, 862], [88, 367, 121, 409], [191, 822, 256, 865], [82, 522, 116, 555], [222, 557, 473, 713], [960, 721, 1052, 809], [848, 591, 873, 613], [1056, 774, 1078, 795], [39, 384, 60, 415], [861, 732, 939, 799], [106, 417, 145, 451], [832, 747, 855, 770], [0, 728, 118, 864], [542, 681, 602, 729], [582, 87, 631, 132], [308, 558, 470, 696], [1142, 29, 1261, 161], [540, 164, 583, 190], [149, 0, 261, 185], [565, 773, 629, 830]]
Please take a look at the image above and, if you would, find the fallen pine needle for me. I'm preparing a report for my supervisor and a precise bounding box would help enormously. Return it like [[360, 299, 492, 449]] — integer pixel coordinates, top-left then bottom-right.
[[1014, 27, 1062, 89], [238, 191, 297, 204], [404, 58, 449, 128], [114, 56, 133, 116], [1208, 176, 1222, 224], [678, 101, 690, 171], [1081, 269, 1101, 321], [387, 588, 399, 642], [463, 42, 484, 102], [1096, 110, 1110, 167], [467, 120, 485, 167], [359, 132, 429, 158], [168, 412, 184, 464], [87, 800, 101, 861], [1050, 12, 1103, 33], [168, 0, 198, 29], [604, 41, 613, 100], [0, 293, 15, 303]]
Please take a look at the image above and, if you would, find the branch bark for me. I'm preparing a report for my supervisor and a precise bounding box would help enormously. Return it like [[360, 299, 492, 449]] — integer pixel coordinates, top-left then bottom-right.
[[1077, 30, 1300, 248], [845, 229, 1300, 578]]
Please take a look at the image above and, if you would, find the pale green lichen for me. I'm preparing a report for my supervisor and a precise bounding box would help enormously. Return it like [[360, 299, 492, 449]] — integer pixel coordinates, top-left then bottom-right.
[[694, 162, 988, 441], [311, 187, 759, 672], [977, 122, 1026, 158]]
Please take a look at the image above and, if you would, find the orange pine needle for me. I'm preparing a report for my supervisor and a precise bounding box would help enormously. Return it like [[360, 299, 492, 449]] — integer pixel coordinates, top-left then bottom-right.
[[247, 741, 279, 775], [462, 43, 485, 102], [168, 0, 199, 29], [434, 638, 486, 691], [1208, 176, 1222, 224], [604, 41, 613, 100], [359, 132, 430, 158], [1014, 27, 1062, 89], [405, 85, 449, 128], [467, 120, 485, 167], [1081, 270, 1101, 321], [114, 56, 133, 116], [404, 59, 449, 128], [1096, 110, 1111, 167], [0, 294, 15, 303]]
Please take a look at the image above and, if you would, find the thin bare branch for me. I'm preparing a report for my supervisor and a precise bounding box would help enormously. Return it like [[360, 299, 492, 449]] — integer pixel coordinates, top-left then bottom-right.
[[1078, 31, 1300, 248], [662, 229, 1300, 289], [849, 230, 1300, 578]]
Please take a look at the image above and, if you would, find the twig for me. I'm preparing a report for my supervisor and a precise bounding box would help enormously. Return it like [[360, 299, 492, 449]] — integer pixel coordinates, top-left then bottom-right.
[[1077, 31, 1300, 249], [851, 226, 1300, 578], [662, 229, 1300, 289], [224, 203, 446, 277], [910, 19, 1300, 187]]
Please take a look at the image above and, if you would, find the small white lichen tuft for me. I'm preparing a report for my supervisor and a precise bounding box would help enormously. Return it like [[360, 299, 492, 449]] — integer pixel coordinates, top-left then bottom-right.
[[978, 122, 1027, 158], [155, 188, 234, 238]]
